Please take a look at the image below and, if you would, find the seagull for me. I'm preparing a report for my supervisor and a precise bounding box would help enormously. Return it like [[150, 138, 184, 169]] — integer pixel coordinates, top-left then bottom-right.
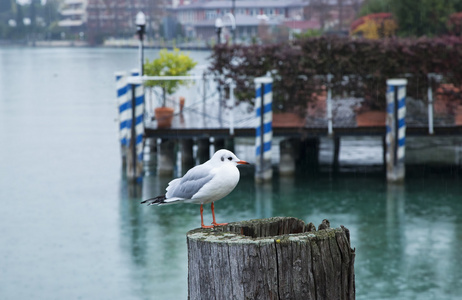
[[141, 149, 249, 228]]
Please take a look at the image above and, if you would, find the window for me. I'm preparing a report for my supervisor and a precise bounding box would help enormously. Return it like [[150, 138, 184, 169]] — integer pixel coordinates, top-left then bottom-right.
[[205, 10, 216, 20]]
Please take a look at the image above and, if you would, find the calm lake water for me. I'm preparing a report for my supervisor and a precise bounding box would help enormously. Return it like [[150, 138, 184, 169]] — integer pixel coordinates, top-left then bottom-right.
[[1, 47, 461, 300]]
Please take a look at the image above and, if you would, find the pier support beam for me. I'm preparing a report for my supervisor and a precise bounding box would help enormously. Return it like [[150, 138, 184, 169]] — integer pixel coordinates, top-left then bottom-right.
[[157, 139, 175, 176], [197, 138, 210, 164], [225, 137, 235, 153], [181, 139, 194, 171], [382, 135, 387, 174], [299, 138, 320, 174], [143, 138, 157, 170], [386, 79, 408, 183], [213, 138, 225, 152], [279, 139, 296, 176], [187, 217, 355, 300], [333, 136, 341, 173]]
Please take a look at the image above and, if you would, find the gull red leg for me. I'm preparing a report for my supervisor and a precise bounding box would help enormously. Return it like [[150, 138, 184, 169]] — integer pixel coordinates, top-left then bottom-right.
[[211, 202, 228, 226], [200, 204, 213, 229]]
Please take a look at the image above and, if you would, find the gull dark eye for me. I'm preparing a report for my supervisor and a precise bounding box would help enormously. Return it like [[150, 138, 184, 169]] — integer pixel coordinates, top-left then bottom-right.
[[228, 157, 233, 161], [221, 156, 224, 161]]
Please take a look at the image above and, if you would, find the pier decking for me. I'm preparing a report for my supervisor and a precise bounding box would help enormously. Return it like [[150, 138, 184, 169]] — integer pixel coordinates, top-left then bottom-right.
[[145, 121, 462, 139], [144, 97, 462, 139]]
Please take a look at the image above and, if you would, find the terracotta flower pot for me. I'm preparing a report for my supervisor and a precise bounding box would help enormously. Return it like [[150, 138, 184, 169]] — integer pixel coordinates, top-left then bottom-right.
[[154, 107, 174, 128]]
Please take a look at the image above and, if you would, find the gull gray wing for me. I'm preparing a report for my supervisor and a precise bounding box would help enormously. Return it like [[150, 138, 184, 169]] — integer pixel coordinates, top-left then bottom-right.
[[166, 165, 215, 199]]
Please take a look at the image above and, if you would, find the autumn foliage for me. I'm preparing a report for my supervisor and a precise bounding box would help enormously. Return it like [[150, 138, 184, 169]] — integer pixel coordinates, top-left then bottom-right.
[[350, 13, 398, 39], [209, 36, 462, 112]]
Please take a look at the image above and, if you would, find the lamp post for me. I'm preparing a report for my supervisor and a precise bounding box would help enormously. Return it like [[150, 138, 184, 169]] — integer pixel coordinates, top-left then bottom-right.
[[215, 17, 223, 44], [231, 0, 236, 43], [135, 11, 146, 76]]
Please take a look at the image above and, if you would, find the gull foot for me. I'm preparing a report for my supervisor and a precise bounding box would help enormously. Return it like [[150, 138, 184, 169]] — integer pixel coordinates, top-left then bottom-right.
[[212, 222, 228, 227], [201, 224, 214, 229]]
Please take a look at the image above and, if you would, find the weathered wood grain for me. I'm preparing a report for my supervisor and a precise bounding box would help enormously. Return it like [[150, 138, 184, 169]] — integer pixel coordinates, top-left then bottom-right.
[[187, 217, 355, 300]]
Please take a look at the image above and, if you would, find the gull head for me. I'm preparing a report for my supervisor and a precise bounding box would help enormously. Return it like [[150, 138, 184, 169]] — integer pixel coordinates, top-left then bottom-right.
[[211, 149, 249, 166]]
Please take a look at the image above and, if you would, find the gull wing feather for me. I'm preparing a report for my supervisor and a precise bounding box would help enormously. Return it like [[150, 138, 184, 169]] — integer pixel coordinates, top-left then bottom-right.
[[166, 164, 215, 200]]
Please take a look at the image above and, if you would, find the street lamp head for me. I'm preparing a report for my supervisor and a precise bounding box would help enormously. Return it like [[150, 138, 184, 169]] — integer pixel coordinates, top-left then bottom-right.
[[215, 18, 223, 29], [136, 11, 146, 40], [136, 11, 146, 26], [215, 17, 223, 44]]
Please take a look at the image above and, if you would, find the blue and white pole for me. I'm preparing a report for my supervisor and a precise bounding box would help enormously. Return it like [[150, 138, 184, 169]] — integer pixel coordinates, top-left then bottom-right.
[[126, 70, 145, 182], [386, 79, 407, 182], [254, 77, 273, 182], [427, 73, 435, 135], [115, 71, 129, 164]]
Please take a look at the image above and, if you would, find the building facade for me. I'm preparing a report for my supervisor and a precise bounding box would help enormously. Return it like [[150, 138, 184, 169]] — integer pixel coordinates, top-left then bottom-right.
[[59, 0, 168, 44], [56, 0, 363, 44], [171, 0, 363, 42], [172, 0, 307, 41], [58, 0, 88, 31]]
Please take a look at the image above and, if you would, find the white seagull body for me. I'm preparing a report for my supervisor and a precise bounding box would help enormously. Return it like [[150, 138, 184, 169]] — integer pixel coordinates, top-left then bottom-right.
[[141, 149, 249, 228]]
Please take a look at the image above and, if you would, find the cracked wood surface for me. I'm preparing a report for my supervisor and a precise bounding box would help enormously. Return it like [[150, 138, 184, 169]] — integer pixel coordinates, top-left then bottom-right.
[[187, 217, 355, 300]]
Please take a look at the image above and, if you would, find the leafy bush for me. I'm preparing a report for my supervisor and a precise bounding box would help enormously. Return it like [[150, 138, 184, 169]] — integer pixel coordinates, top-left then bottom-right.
[[144, 48, 197, 106], [209, 36, 462, 112]]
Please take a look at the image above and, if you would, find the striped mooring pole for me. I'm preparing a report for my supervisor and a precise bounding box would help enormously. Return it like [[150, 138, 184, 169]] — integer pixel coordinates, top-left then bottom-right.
[[115, 71, 129, 166], [126, 70, 145, 182], [254, 77, 273, 182], [386, 79, 407, 183]]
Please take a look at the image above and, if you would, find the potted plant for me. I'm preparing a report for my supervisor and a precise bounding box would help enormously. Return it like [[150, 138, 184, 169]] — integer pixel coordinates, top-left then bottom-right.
[[144, 48, 197, 128]]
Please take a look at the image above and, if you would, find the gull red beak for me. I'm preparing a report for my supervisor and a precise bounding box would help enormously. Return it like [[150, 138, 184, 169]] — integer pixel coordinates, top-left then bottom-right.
[[237, 160, 250, 165]]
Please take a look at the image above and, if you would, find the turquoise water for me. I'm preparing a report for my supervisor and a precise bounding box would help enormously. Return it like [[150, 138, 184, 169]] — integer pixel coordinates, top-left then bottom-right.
[[0, 47, 461, 299]]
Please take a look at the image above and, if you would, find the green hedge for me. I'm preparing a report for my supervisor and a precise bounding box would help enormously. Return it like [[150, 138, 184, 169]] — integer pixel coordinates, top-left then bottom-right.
[[209, 36, 462, 112]]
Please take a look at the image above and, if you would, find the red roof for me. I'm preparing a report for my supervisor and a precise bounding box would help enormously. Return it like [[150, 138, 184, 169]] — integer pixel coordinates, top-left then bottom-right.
[[350, 13, 393, 32]]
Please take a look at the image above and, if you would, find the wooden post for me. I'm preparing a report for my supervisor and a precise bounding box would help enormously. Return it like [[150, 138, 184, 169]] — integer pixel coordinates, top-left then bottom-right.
[[327, 73, 333, 135], [382, 135, 387, 174], [197, 138, 210, 163], [115, 71, 129, 168], [386, 79, 407, 183], [300, 138, 320, 173], [126, 74, 145, 182], [181, 139, 194, 171], [143, 137, 157, 169], [225, 137, 235, 153], [157, 139, 175, 176], [427, 73, 435, 135], [333, 136, 341, 173], [213, 138, 225, 152], [279, 139, 296, 176], [187, 217, 355, 300], [254, 77, 273, 183]]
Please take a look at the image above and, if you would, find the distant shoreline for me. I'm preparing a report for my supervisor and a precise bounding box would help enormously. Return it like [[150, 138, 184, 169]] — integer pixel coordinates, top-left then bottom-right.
[[0, 39, 212, 51]]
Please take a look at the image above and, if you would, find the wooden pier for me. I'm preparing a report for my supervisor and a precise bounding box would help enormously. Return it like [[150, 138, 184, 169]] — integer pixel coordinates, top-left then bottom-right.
[[143, 111, 462, 180], [117, 73, 462, 182]]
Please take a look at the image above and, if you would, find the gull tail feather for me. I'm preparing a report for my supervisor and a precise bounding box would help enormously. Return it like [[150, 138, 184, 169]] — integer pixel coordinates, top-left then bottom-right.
[[141, 195, 166, 206]]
